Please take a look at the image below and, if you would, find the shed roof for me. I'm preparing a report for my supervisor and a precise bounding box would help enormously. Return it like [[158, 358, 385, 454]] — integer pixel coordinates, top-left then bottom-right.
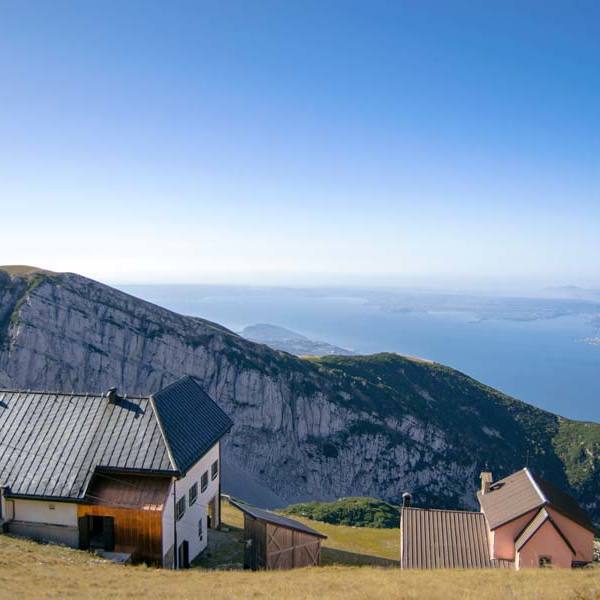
[[400, 507, 512, 569], [0, 376, 231, 500], [231, 500, 327, 539], [477, 468, 594, 533]]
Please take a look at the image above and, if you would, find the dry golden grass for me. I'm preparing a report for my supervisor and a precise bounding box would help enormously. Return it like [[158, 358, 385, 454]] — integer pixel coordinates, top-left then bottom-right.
[[2, 533, 600, 600], [2, 503, 599, 599]]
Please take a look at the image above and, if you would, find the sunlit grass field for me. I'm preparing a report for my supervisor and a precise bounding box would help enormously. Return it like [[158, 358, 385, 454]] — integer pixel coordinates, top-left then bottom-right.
[[1, 500, 599, 600]]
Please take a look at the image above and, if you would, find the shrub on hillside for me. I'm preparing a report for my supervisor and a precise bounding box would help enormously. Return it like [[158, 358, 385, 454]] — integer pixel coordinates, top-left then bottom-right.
[[282, 497, 399, 528]]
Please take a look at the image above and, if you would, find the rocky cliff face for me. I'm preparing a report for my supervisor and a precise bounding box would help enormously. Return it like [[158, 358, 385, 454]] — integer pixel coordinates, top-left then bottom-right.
[[1, 269, 599, 519]]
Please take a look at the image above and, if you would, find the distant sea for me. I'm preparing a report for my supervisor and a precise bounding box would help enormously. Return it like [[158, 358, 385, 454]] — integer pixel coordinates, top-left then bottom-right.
[[118, 285, 600, 423]]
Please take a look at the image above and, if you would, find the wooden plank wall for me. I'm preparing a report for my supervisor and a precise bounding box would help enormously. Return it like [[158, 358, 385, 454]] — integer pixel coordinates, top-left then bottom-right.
[[266, 524, 322, 569], [244, 514, 266, 570], [78, 504, 163, 565]]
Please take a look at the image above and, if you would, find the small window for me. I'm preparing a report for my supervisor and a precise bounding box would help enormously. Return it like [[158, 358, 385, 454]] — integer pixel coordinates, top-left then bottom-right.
[[198, 518, 203, 541], [201, 471, 208, 493], [189, 483, 198, 506], [176, 496, 186, 521], [539, 556, 552, 568], [211, 459, 219, 481]]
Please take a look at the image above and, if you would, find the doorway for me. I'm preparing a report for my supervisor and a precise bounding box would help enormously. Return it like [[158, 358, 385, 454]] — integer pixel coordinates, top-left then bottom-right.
[[178, 540, 190, 568], [208, 496, 217, 529], [79, 515, 115, 551]]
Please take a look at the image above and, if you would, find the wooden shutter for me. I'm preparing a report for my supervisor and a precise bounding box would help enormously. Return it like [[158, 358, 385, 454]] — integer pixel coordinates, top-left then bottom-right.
[[103, 517, 115, 552]]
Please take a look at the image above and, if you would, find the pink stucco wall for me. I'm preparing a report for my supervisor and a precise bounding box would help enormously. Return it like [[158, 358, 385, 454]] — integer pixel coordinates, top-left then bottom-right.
[[516, 520, 573, 569], [546, 508, 594, 563], [488, 509, 538, 560]]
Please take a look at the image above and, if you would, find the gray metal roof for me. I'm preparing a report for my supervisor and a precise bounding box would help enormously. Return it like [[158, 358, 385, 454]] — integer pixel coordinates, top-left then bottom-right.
[[231, 500, 327, 539], [400, 507, 512, 569], [0, 376, 232, 500], [152, 376, 233, 474]]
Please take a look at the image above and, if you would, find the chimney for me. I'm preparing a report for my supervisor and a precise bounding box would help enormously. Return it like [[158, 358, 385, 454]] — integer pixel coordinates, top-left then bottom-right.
[[480, 471, 493, 495], [105, 387, 118, 404], [402, 492, 412, 508]]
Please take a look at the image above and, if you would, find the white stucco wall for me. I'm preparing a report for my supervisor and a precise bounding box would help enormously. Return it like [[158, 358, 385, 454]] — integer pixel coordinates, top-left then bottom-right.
[[10, 498, 78, 527], [162, 442, 221, 565]]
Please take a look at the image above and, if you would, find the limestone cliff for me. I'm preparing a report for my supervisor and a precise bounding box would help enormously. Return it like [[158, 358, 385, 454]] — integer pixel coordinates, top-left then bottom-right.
[[1, 268, 598, 521]]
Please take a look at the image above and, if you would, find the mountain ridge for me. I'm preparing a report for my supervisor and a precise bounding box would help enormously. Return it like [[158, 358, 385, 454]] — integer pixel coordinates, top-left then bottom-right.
[[0, 267, 599, 522]]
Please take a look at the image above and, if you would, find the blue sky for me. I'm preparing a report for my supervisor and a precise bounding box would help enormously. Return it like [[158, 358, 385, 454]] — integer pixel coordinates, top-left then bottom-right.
[[1, 1, 599, 287]]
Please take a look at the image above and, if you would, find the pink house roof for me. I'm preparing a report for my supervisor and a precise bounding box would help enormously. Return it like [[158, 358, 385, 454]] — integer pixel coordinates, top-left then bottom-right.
[[477, 468, 595, 533], [515, 508, 575, 555]]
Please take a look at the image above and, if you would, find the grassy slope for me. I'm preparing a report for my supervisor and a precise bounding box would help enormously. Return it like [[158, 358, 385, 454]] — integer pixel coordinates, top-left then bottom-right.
[[1, 504, 599, 600]]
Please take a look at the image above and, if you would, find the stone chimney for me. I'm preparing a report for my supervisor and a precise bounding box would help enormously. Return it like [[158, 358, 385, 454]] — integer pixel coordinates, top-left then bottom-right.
[[480, 471, 493, 495], [402, 492, 412, 508]]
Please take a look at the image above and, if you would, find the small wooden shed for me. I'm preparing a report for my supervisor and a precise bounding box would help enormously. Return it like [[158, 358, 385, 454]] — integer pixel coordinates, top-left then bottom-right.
[[231, 501, 327, 570]]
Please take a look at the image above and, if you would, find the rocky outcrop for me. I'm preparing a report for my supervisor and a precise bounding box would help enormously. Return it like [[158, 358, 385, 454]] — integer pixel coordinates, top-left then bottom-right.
[[1, 269, 599, 519]]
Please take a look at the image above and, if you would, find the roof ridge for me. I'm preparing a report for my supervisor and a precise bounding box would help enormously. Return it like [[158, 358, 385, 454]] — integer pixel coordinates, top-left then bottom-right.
[[153, 374, 198, 399], [0, 388, 148, 399], [402, 506, 484, 516], [148, 393, 179, 473], [524, 467, 547, 504]]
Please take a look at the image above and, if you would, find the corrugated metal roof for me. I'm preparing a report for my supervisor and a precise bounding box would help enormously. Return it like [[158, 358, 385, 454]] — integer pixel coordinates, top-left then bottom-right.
[[477, 468, 594, 533], [515, 508, 575, 555], [231, 500, 327, 539], [152, 376, 233, 475], [400, 507, 510, 569], [0, 376, 232, 500]]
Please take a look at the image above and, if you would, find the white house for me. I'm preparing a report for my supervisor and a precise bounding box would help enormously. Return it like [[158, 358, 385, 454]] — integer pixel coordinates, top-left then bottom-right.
[[0, 375, 233, 568]]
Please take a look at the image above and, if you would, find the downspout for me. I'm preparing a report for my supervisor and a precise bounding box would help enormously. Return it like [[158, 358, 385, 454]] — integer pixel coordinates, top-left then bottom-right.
[[218, 443, 222, 528], [173, 478, 178, 570]]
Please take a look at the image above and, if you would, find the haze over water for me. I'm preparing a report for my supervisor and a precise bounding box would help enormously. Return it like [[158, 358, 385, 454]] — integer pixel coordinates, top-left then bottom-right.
[[120, 284, 600, 423]]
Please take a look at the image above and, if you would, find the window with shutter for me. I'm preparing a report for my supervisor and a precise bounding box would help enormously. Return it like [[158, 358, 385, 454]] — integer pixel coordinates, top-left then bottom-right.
[[189, 483, 198, 506], [176, 496, 186, 520]]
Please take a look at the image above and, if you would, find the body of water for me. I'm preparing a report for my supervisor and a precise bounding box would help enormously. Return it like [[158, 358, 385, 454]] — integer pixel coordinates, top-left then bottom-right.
[[119, 285, 600, 423]]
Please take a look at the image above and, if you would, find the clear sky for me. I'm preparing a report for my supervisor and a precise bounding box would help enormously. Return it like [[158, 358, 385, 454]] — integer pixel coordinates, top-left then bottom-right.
[[1, 1, 599, 288]]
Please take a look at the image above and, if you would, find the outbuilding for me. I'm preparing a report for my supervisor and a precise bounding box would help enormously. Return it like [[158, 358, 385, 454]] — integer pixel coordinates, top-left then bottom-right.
[[231, 501, 327, 570]]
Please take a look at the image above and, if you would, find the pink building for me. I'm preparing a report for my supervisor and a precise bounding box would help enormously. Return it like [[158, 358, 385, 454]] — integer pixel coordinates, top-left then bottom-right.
[[478, 468, 595, 569], [400, 468, 595, 570]]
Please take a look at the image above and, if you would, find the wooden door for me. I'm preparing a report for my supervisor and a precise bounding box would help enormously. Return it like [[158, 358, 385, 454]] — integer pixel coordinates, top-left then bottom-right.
[[78, 516, 91, 550], [103, 516, 115, 551]]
